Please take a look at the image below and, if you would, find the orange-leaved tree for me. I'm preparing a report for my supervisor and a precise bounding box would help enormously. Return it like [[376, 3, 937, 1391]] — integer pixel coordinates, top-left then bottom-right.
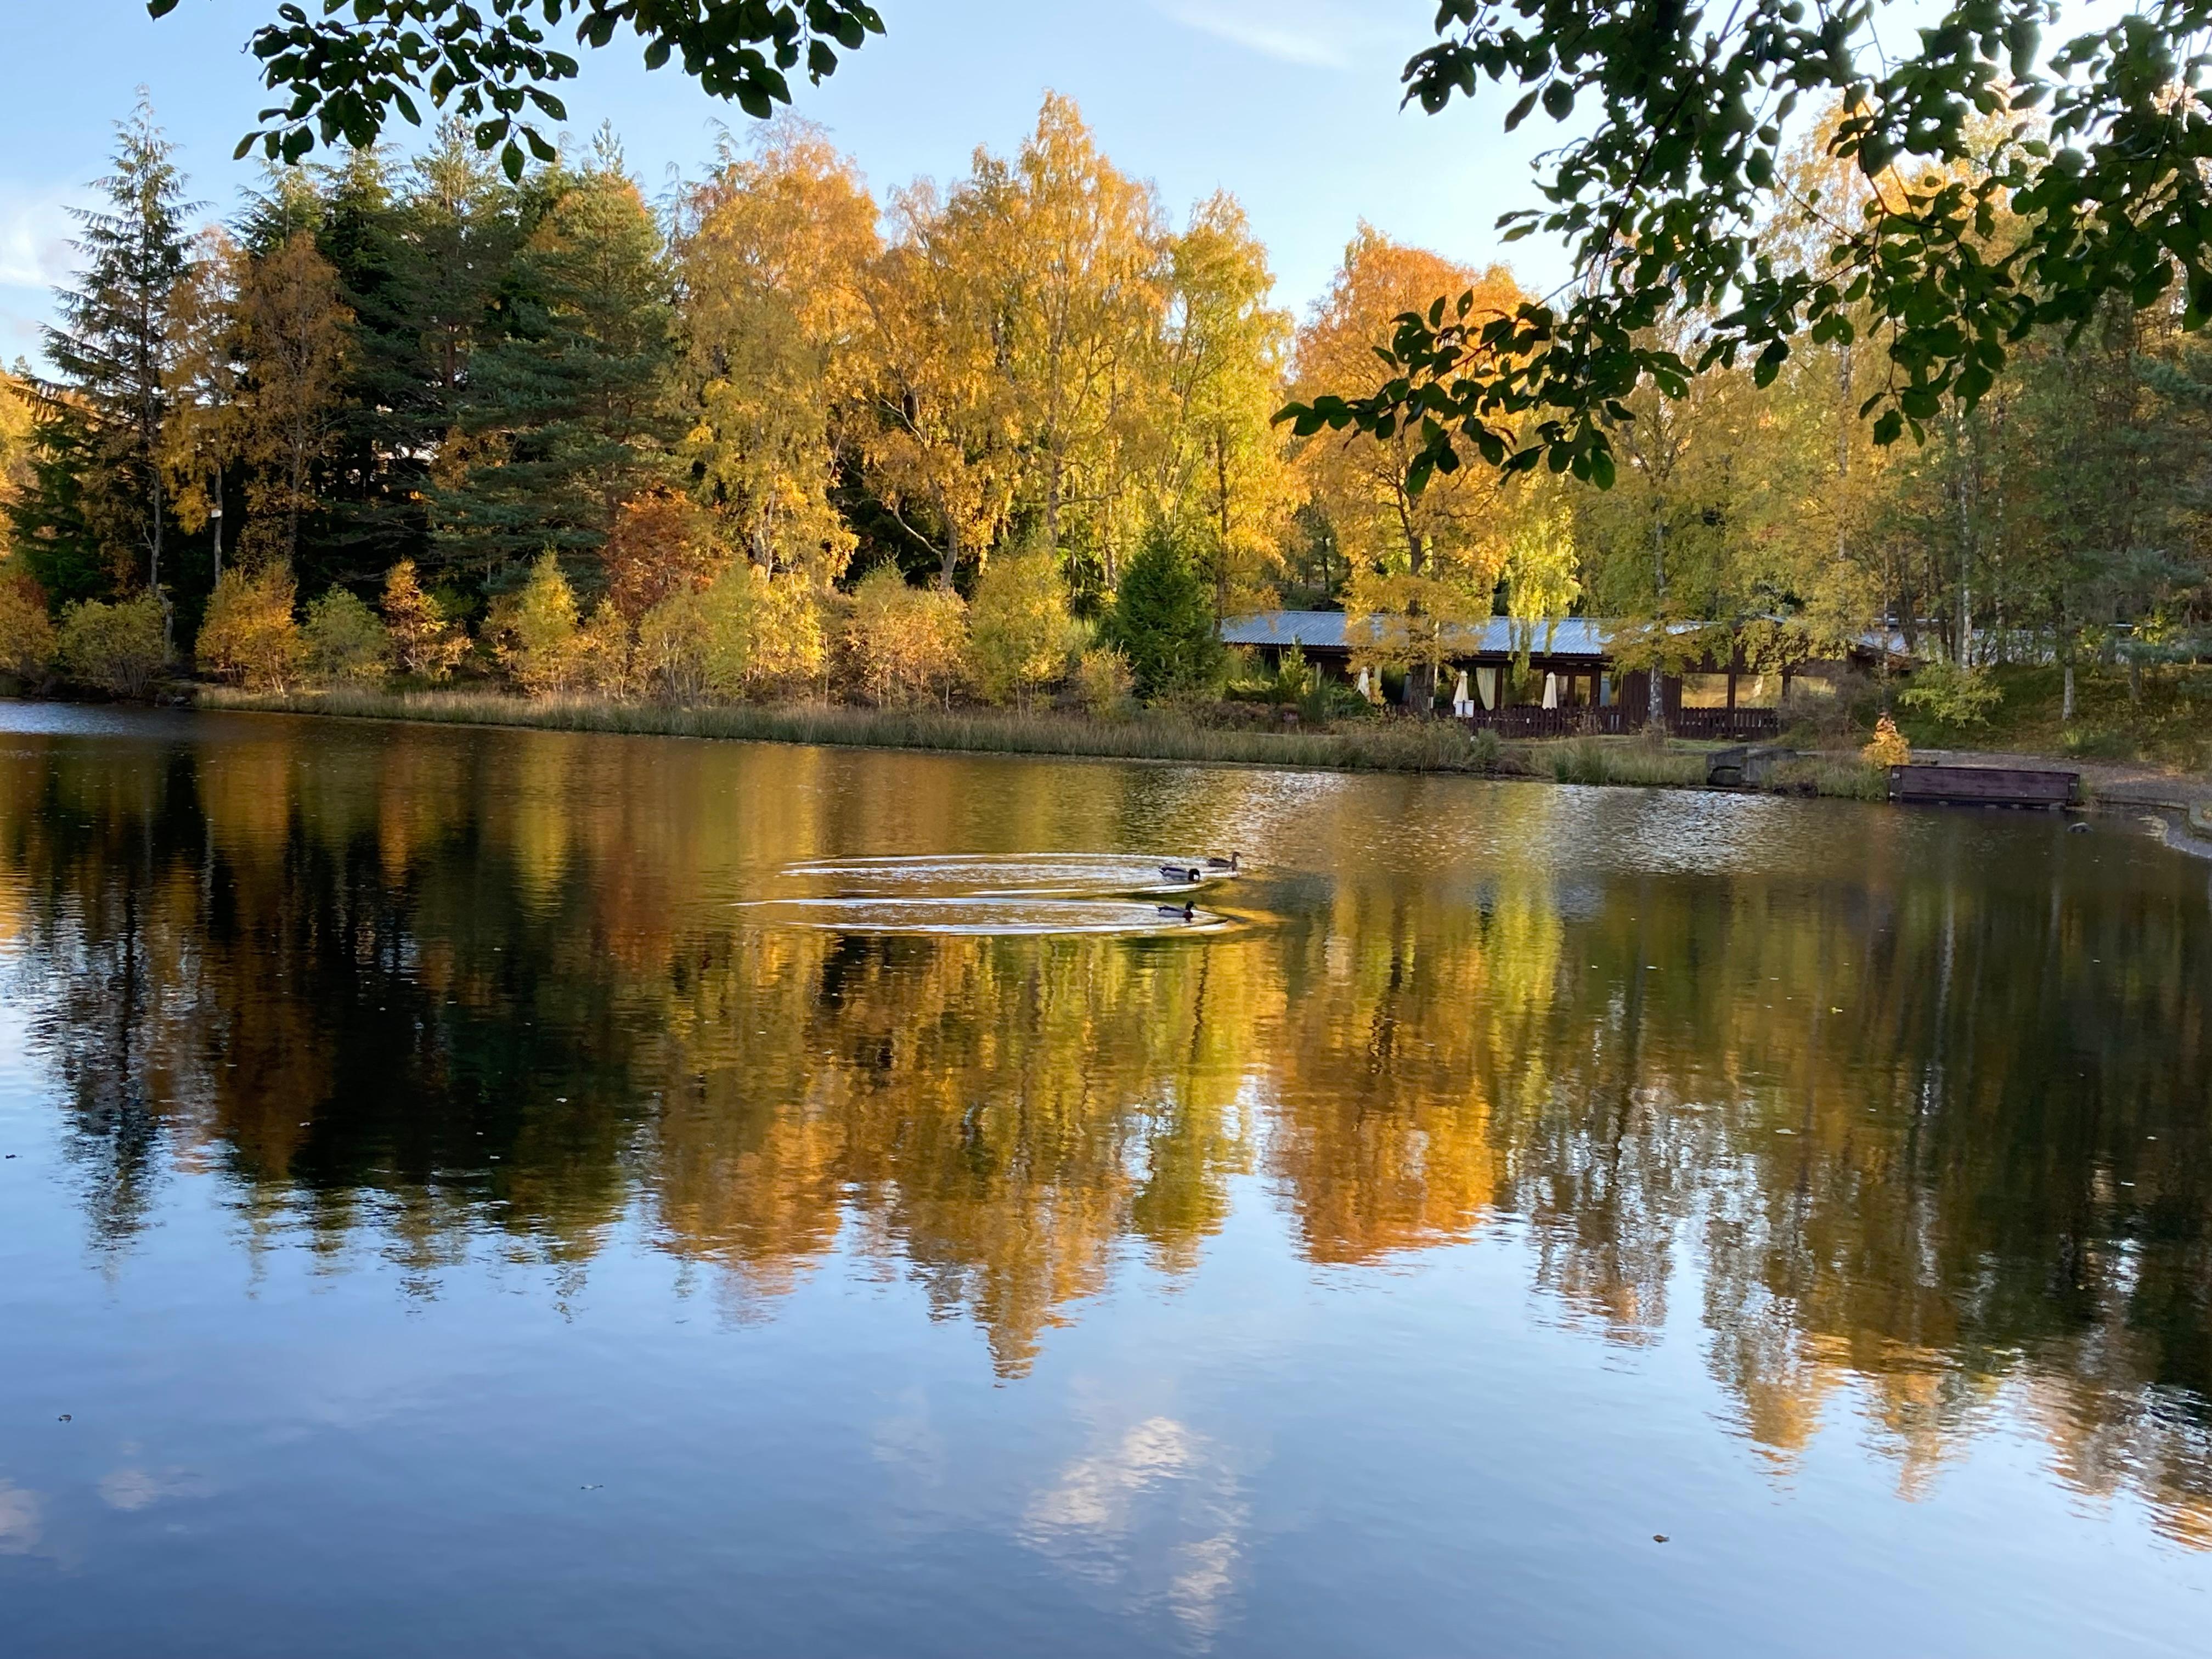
[[1293, 227, 1527, 710]]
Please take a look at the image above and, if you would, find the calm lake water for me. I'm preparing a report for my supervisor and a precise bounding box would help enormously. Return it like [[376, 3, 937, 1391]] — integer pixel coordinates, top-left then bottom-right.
[[3, 703, 2210, 1657]]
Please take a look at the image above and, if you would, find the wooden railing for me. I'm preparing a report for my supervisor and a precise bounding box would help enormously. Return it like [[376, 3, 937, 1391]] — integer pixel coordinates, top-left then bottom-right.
[[1457, 706, 1782, 740], [1673, 708, 1783, 741]]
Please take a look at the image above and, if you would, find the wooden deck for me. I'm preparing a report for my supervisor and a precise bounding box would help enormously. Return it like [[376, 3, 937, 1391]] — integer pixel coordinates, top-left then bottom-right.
[[1888, 764, 2079, 809]]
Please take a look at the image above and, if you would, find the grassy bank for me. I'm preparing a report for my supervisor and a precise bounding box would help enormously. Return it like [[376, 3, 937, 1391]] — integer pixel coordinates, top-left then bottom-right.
[[1889, 663, 2212, 771], [195, 685, 1893, 800], [199, 686, 1507, 774]]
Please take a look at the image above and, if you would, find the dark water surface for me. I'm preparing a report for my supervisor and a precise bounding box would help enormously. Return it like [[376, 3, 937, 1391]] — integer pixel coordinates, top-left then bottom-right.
[[3, 704, 2210, 1656]]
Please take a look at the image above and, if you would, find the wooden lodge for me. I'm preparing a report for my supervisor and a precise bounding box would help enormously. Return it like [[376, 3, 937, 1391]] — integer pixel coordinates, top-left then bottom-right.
[[1219, 611, 1892, 741]]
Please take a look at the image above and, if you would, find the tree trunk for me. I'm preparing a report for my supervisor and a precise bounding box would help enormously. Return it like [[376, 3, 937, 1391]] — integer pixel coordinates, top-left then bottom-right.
[[2062, 663, 2076, 723], [1646, 664, 1666, 733], [1403, 659, 1435, 713]]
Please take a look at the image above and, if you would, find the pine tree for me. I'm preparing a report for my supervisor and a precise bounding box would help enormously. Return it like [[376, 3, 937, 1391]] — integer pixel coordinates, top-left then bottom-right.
[[1105, 523, 1220, 697], [42, 97, 195, 622], [6, 397, 110, 605], [436, 137, 679, 575]]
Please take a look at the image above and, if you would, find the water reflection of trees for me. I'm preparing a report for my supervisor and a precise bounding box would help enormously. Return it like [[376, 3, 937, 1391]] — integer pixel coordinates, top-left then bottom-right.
[[3, 717, 2209, 1538]]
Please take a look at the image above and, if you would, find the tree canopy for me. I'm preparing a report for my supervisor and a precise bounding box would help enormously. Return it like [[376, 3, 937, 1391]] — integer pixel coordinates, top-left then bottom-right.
[[1282, 0, 2212, 490], [151, 0, 885, 178]]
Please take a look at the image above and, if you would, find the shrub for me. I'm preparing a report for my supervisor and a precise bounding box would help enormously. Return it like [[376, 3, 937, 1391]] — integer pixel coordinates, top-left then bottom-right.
[[495, 553, 586, 695], [381, 558, 466, 681], [967, 541, 1073, 707], [1104, 523, 1221, 697], [1861, 712, 1911, 766], [301, 588, 391, 685], [1898, 659, 2004, 727], [1073, 645, 1134, 719], [634, 563, 771, 703], [575, 597, 634, 696], [57, 592, 167, 695], [601, 489, 725, 621], [843, 567, 967, 707], [1469, 727, 1503, 772], [0, 569, 56, 679], [636, 586, 714, 703], [746, 569, 827, 693], [197, 565, 306, 690]]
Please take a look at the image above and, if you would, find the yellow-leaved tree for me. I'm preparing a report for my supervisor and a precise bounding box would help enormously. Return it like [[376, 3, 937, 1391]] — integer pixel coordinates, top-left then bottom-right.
[[843, 565, 967, 706], [987, 93, 1166, 589], [855, 183, 1020, 591], [966, 538, 1074, 708], [1294, 227, 1527, 710], [680, 121, 875, 585], [381, 559, 466, 681], [1153, 193, 1296, 618], [195, 563, 304, 690], [492, 553, 585, 695], [234, 230, 353, 567]]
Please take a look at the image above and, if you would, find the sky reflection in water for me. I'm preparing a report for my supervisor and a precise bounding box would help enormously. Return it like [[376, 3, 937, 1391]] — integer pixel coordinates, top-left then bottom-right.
[[1, 704, 2209, 1657]]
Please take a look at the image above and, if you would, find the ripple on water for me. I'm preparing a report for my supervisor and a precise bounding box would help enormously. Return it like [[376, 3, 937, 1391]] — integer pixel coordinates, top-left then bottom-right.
[[735, 895, 1231, 936], [748, 853, 1241, 935], [778, 852, 1216, 896]]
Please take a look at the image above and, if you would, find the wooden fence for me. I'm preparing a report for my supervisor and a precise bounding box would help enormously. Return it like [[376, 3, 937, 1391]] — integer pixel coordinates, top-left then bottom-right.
[[1459, 706, 1782, 741]]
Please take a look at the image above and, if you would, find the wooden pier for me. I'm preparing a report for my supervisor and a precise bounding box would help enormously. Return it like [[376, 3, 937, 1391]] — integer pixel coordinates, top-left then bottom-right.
[[1888, 764, 2080, 809]]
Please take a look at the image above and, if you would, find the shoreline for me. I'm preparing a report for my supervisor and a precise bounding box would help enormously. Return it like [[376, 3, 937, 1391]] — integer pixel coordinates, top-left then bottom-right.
[[189, 685, 1842, 795]]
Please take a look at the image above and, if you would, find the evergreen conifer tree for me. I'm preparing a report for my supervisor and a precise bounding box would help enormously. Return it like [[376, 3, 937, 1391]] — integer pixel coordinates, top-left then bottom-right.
[[436, 134, 678, 575], [42, 98, 195, 619], [5, 399, 110, 605], [1105, 523, 1221, 697]]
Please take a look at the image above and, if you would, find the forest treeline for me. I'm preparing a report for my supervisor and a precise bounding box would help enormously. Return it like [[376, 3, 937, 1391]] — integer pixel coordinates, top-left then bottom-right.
[[1, 95, 2209, 719]]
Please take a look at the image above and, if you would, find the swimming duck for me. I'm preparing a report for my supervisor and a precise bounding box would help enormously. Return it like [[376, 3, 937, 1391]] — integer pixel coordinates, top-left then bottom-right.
[[1204, 853, 1240, 871], [1160, 863, 1201, 882], [1156, 900, 1197, 921]]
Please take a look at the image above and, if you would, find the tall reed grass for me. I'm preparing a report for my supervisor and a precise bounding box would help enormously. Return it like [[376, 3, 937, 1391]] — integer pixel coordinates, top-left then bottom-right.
[[196, 687, 1892, 800], [199, 687, 1505, 775]]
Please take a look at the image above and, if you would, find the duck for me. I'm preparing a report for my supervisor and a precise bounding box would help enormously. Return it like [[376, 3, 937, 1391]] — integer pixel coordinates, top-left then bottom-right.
[[1156, 900, 1198, 921], [1160, 863, 1201, 883], [1203, 853, 1240, 872]]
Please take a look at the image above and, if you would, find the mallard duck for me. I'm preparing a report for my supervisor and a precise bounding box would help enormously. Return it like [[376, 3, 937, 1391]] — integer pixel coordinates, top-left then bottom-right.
[[1204, 853, 1240, 871], [1158, 900, 1197, 921], [1160, 863, 1201, 882]]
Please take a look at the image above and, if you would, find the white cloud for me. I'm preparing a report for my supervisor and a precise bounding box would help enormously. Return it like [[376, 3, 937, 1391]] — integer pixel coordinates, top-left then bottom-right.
[[0, 1481, 41, 1554], [1150, 1, 1396, 71], [99, 1464, 215, 1513], [1022, 1415, 1249, 1638], [0, 183, 78, 296]]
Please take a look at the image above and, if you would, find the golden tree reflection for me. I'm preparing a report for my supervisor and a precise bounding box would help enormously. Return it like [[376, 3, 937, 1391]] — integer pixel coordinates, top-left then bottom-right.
[[4, 714, 2211, 1534]]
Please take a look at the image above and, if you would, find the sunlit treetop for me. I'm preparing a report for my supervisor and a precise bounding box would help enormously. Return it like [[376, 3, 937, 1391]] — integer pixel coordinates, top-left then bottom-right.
[[148, 1, 884, 179], [1279, 0, 2212, 489]]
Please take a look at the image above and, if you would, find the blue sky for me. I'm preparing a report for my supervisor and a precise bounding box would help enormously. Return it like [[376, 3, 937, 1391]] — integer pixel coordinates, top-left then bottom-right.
[[0, 1, 1568, 365]]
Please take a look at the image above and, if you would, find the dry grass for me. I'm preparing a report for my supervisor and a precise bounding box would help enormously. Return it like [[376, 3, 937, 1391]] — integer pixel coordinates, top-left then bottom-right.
[[196, 687, 1900, 803], [199, 686, 1508, 776]]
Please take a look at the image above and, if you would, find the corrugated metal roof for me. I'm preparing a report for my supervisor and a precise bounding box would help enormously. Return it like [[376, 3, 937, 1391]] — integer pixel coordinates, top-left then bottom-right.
[[1218, 611, 1615, 659], [1221, 611, 1910, 662]]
